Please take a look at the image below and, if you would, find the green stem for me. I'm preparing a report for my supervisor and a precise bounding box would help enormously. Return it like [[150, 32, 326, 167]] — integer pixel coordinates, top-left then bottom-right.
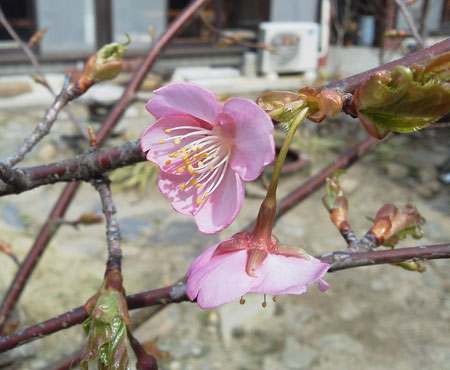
[[266, 107, 309, 199], [252, 107, 309, 242]]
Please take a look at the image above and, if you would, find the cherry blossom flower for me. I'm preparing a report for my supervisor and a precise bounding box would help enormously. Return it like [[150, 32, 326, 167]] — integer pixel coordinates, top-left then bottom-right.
[[186, 232, 330, 309], [141, 82, 275, 234]]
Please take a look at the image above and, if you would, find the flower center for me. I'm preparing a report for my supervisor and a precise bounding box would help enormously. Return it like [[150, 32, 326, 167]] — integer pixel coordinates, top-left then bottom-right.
[[160, 126, 232, 204]]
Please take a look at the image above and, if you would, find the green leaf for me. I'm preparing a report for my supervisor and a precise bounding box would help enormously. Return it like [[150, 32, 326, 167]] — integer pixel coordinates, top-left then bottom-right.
[[80, 290, 131, 370], [354, 52, 450, 139]]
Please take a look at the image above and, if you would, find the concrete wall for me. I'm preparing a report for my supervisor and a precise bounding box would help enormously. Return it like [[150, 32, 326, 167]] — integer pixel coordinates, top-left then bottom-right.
[[270, 0, 319, 22]]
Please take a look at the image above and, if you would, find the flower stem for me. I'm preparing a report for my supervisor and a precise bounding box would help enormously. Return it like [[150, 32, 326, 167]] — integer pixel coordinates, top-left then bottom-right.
[[266, 107, 309, 200], [252, 107, 309, 241]]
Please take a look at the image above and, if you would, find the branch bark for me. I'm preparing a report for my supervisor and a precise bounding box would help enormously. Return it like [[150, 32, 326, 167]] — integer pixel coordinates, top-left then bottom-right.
[[0, 140, 144, 196], [0, 243, 448, 353], [321, 37, 450, 93], [1, 75, 78, 167]]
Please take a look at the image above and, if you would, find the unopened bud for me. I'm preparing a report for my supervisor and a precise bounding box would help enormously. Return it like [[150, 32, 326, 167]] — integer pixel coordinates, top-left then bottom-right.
[[77, 211, 103, 225], [77, 35, 130, 92], [28, 27, 48, 47], [257, 91, 306, 123], [394, 261, 426, 272]]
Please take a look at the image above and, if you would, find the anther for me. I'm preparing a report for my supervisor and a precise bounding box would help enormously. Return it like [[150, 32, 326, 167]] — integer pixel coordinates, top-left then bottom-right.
[[164, 129, 171, 133], [174, 138, 181, 145], [239, 297, 246, 305], [165, 159, 171, 165], [159, 139, 165, 144], [272, 296, 277, 303], [187, 164, 195, 174], [196, 198, 203, 205], [180, 184, 186, 190], [262, 294, 267, 308], [177, 168, 183, 173]]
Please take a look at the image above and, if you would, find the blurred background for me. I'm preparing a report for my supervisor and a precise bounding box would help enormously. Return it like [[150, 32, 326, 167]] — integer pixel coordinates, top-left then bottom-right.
[[0, 1, 449, 369]]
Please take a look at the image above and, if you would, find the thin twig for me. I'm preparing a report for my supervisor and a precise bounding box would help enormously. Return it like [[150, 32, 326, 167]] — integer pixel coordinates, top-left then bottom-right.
[[91, 176, 122, 273], [0, 243, 448, 353], [0, 6, 89, 141], [1, 75, 76, 167], [0, 0, 210, 336], [393, 0, 425, 49]]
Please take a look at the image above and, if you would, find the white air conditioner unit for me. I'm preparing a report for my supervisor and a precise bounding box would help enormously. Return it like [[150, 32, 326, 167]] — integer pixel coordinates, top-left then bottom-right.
[[258, 22, 319, 77]]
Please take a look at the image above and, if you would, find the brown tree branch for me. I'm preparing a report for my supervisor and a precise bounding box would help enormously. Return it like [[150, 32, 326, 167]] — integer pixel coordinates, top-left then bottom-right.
[[321, 37, 450, 93], [0, 0, 210, 333], [0, 243, 448, 353], [91, 176, 123, 274], [0, 140, 144, 196], [276, 136, 381, 223]]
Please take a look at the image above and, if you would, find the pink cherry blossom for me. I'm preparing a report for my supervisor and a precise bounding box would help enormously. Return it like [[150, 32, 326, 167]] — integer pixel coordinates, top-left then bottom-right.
[[186, 233, 330, 309], [141, 82, 275, 234]]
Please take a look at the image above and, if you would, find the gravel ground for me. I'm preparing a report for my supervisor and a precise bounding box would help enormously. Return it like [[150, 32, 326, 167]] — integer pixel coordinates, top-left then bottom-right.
[[0, 92, 449, 370]]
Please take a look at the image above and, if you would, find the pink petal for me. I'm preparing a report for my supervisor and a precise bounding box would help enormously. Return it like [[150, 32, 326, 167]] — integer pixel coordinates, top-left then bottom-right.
[[223, 98, 275, 181], [187, 242, 229, 276], [186, 248, 254, 309], [318, 279, 329, 292], [146, 82, 222, 125], [194, 168, 245, 234], [249, 254, 329, 296], [158, 171, 199, 216], [141, 114, 204, 172]]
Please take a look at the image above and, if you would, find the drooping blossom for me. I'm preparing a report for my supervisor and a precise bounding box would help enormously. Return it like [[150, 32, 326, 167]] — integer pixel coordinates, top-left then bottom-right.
[[186, 232, 330, 309], [141, 82, 275, 234]]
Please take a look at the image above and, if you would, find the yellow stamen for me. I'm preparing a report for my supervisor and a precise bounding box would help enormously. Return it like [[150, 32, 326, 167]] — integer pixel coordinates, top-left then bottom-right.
[[180, 184, 186, 190], [177, 168, 183, 173], [174, 138, 181, 145], [187, 164, 195, 174], [165, 159, 171, 165], [196, 198, 203, 205], [168, 152, 179, 158], [198, 161, 204, 167], [159, 139, 165, 144], [203, 192, 208, 199], [209, 166, 214, 172], [164, 129, 171, 133], [196, 183, 202, 188]]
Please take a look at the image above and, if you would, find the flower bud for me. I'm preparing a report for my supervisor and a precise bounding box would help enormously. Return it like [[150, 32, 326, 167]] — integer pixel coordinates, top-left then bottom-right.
[[371, 203, 425, 247], [76, 35, 130, 92], [257, 88, 343, 125]]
